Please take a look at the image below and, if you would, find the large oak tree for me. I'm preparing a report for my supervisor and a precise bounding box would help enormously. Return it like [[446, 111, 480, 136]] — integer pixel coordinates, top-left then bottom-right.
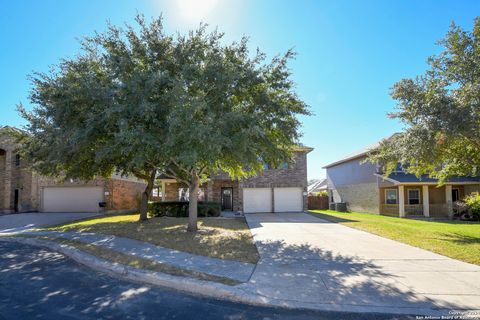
[[19, 15, 309, 230], [369, 18, 480, 183]]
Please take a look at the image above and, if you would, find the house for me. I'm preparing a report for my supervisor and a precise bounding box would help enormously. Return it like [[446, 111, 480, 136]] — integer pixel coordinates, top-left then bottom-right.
[[308, 178, 327, 195], [0, 126, 146, 214], [323, 137, 480, 218], [158, 146, 313, 213]]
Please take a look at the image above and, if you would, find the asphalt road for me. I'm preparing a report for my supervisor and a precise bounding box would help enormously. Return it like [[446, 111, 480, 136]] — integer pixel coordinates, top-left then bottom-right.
[[0, 241, 412, 320]]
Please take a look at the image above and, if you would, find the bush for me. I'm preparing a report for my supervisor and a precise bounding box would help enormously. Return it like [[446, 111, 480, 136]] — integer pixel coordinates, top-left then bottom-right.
[[148, 201, 221, 218], [198, 202, 221, 217], [463, 192, 480, 221]]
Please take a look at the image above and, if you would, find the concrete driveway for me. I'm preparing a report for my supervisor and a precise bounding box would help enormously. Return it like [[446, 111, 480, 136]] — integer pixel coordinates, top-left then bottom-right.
[[0, 212, 100, 234], [243, 212, 480, 315]]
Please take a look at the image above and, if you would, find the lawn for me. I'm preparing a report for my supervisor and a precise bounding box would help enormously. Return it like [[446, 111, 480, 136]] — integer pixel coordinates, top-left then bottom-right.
[[45, 214, 260, 264], [309, 210, 480, 265]]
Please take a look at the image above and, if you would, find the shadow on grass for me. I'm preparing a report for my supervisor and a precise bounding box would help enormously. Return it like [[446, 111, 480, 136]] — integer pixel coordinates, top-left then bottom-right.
[[307, 211, 359, 223], [439, 232, 480, 245]]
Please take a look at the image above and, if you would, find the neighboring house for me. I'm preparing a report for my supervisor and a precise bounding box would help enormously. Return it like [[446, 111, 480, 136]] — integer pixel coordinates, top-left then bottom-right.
[[0, 126, 146, 214], [323, 137, 480, 218], [159, 146, 313, 213], [308, 178, 327, 195]]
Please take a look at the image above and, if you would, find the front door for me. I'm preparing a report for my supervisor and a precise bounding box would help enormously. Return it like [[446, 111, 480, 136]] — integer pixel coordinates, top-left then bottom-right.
[[14, 189, 19, 212], [221, 188, 233, 211]]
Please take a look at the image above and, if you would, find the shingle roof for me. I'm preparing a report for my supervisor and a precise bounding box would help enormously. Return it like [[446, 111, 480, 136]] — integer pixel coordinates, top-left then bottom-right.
[[385, 172, 480, 184], [322, 133, 399, 169]]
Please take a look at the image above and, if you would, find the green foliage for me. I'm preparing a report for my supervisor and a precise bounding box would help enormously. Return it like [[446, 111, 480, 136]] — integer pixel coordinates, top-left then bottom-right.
[[464, 192, 480, 219], [148, 201, 221, 217], [18, 14, 308, 226], [148, 201, 189, 217], [317, 191, 328, 197], [198, 202, 221, 217], [368, 17, 480, 182]]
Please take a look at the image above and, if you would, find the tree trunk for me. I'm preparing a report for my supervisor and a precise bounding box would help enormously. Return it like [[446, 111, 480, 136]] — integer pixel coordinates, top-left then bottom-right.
[[139, 169, 156, 222], [187, 173, 199, 232]]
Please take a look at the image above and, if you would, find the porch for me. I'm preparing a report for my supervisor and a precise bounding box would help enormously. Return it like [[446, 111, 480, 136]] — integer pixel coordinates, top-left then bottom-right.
[[379, 184, 473, 218]]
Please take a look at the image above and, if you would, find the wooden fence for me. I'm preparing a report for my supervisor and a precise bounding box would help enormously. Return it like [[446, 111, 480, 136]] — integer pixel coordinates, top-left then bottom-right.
[[308, 195, 329, 210]]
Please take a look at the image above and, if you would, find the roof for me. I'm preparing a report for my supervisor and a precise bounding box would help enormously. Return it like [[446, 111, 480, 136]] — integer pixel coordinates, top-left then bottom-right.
[[293, 144, 314, 153], [308, 178, 327, 193], [322, 134, 398, 169], [383, 172, 480, 184]]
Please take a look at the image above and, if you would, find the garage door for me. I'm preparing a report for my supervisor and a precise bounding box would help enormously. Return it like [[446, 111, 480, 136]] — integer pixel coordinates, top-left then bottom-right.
[[274, 187, 303, 212], [243, 188, 272, 213], [42, 187, 103, 212]]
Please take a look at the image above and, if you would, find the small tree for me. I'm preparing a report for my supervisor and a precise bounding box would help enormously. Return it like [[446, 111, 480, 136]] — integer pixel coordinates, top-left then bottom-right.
[[368, 17, 480, 182]]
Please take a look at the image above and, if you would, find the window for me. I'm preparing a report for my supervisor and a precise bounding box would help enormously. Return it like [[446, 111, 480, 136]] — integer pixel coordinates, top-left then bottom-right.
[[178, 188, 204, 201], [15, 154, 20, 166], [152, 187, 160, 198], [408, 189, 420, 205], [277, 162, 289, 169], [385, 189, 398, 204]]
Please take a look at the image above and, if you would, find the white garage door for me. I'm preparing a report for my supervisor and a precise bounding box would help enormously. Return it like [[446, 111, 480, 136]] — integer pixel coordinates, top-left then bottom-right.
[[274, 187, 303, 212], [42, 187, 103, 212], [243, 188, 272, 213]]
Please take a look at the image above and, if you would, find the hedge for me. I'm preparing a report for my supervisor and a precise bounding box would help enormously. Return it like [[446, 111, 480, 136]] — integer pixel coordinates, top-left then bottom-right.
[[148, 201, 221, 218]]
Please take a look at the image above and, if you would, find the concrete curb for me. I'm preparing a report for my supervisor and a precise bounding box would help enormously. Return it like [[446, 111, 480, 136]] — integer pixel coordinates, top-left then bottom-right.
[[0, 237, 455, 316]]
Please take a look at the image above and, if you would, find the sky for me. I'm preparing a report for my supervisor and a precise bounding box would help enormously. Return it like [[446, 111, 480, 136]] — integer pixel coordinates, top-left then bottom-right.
[[1, 0, 479, 180]]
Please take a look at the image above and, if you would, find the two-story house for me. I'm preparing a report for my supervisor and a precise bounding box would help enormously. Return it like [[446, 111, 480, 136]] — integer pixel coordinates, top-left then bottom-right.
[[323, 137, 480, 218], [158, 146, 313, 213]]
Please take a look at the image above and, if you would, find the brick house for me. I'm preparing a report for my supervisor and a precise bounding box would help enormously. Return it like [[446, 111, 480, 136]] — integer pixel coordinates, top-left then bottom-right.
[[0, 126, 146, 214], [159, 146, 313, 213], [324, 137, 480, 218]]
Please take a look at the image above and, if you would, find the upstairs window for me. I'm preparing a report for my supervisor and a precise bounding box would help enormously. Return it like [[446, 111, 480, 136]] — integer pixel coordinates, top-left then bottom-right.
[[385, 189, 398, 204], [408, 189, 420, 205], [15, 154, 20, 167], [278, 162, 289, 169]]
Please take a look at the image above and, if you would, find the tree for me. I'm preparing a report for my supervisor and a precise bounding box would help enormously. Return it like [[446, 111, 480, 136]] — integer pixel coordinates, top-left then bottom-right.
[[19, 15, 309, 230], [19, 16, 171, 221], [153, 24, 310, 232], [368, 18, 480, 183]]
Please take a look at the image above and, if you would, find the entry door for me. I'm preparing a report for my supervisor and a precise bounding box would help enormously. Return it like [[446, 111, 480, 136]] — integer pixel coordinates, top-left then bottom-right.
[[452, 188, 460, 202], [221, 188, 233, 211]]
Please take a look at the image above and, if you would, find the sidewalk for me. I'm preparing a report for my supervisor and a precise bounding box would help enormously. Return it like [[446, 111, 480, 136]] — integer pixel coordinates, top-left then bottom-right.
[[18, 230, 255, 283], [3, 213, 480, 316]]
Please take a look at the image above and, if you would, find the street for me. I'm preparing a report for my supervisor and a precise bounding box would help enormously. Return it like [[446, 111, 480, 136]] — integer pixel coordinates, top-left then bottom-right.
[[0, 241, 409, 320]]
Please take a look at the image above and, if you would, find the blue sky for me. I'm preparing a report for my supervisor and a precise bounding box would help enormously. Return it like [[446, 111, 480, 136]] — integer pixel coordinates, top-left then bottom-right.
[[1, 0, 478, 180]]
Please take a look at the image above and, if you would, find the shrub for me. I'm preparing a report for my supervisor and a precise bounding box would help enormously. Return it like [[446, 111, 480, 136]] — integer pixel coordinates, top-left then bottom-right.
[[148, 201, 221, 218], [463, 192, 480, 221], [148, 201, 189, 217], [198, 202, 221, 217]]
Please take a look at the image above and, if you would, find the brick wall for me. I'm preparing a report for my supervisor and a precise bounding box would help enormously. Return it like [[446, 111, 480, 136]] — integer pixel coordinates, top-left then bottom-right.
[[334, 183, 380, 214], [238, 151, 309, 211], [106, 179, 145, 212]]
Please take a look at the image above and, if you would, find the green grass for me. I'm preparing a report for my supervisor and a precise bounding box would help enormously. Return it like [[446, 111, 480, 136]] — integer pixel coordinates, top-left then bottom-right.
[[309, 210, 480, 265], [45, 213, 260, 264]]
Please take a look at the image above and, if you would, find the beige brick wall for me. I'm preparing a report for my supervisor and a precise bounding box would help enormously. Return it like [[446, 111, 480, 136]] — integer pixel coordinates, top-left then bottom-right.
[[334, 183, 379, 214]]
